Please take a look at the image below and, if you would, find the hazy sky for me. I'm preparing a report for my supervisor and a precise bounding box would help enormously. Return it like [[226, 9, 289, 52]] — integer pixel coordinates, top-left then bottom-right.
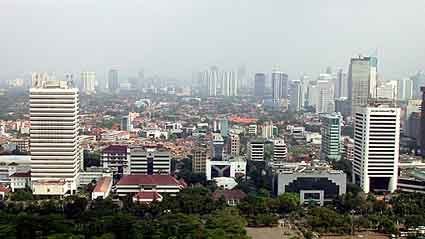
[[1, 0, 425, 82]]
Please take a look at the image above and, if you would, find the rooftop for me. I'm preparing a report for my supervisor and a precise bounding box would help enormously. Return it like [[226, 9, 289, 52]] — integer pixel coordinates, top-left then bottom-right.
[[9, 171, 31, 178], [102, 145, 128, 153], [93, 177, 112, 193], [117, 175, 185, 187]]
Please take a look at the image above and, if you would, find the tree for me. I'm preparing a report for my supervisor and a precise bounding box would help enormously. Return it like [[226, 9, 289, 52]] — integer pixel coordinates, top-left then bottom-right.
[[277, 193, 300, 214], [205, 208, 249, 239]]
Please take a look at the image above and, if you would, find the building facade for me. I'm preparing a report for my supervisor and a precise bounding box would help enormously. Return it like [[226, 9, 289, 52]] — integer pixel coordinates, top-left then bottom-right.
[[320, 113, 342, 161], [30, 74, 81, 195], [80, 71, 96, 94], [130, 147, 171, 175], [352, 106, 400, 193], [254, 73, 266, 98], [272, 71, 288, 102]]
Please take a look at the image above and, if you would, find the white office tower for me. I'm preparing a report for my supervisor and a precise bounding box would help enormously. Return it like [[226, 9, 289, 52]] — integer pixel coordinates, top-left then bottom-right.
[[320, 113, 342, 161], [30, 73, 81, 195], [290, 80, 304, 112], [272, 139, 288, 163], [352, 106, 400, 193], [261, 122, 276, 139], [335, 69, 347, 98], [309, 78, 334, 113], [398, 78, 413, 100], [205, 67, 219, 97], [348, 56, 378, 111], [221, 71, 238, 96], [80, 71, 96, 94], [272, 71, 288, 102]]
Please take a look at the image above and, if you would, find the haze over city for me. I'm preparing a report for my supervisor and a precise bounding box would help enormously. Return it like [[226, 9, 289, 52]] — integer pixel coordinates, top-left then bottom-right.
[[1, 0, 425, 81]]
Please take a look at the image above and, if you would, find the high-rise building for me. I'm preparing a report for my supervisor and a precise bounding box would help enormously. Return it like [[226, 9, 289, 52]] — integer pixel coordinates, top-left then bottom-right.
[[271, 71, 288, 102], [335, 69, 347, 98], [412, 71, 425, 99], [30, 74, 81, 195], [352, 106, 400, 193], [335, 97, 351, 118], [320, 113, 342, 161], [421, 87, 425, 157], [108, 69, 119, 93], [348, 56, 378, 110], [289, 80, 304, 112], [254, 73, 266, 98], [221, 71, 238, 96], [404, 99, 422, 140], [248, 139, 265, 161], [398, 77, 413, 100], [261, 122, 277, 139], [192, 145, 209, 174], [212, 133, 224, 160], [205, 67, 219, 97], [229, 133, 240, 156], [311, 79, 334, 113], [80, 71, 96, 94]]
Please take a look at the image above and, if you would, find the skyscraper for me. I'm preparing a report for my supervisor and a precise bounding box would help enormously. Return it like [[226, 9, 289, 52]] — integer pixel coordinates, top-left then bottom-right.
[[411, 71, 425, 99], [320, 113, 342, 161], [352, 106, 400, 193], [398, 77, 413, 100], [205, 67, 219, 97], [289, 80, 304, 112], [335, 69, 347, 98], [311, 78, 334, 113], [221, 71, 238, 96], [254, 73, 266, 98], [348, 56, 378, 110], [108, 69, 119, 93], [30, 73, 81, 195], [271, 71, 288, 102], [80, 71, 96, 94]]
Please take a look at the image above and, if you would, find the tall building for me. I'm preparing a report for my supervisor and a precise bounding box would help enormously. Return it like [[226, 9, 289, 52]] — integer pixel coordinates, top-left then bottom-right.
[[335, 69, 347, 98], [254, 73, 266, 98], [221, 71, 238, 96], [205, 67, 219, 97], [412, 71, 425, 99], [212, 133, 224, 160], [192, 146, 209, 174], [290, 80, 304, 112], [320, 113, 342, 161], [335, 97, 351, 118], [348, 56, 378, 110], [80, 71, 96, 94], [261, 122, 277, 139], [271, 71, 288, 102], [229, 133, 240, 156], [421, 87, 425, 158], [30, 74, 81, 195], [352, 106, 400, 193], [108, 69, 119, 93], [310, 79, 334, 113], [398, 77, 413, 100]]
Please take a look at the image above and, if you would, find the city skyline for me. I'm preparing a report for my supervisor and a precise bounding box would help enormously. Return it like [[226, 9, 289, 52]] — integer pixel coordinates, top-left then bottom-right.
[[1, 1, 425, 82]]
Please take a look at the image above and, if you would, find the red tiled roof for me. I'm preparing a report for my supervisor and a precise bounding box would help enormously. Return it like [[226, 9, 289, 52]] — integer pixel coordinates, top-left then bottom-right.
[[9, 171, 31, 178], [103, 145, 127, 153], [0, 184, 11, 193], [93, 177, 112, 193], [212, 189, 247, 201], [133, 191, 162, 201], [117, 175, 182, 186]]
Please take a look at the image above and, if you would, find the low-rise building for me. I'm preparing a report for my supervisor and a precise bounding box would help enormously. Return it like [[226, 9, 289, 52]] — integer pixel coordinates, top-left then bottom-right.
[[91, 176, 113, 200], [205, 156, 246, 180], [212, 189, 247, 206], [10, 171, 31, 192], [101, 145, 130, 179], [274, 168, 346, 206], [79, 167, 113, 186], [129, 147, 171, 175], [116, 175, 186, 197]]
